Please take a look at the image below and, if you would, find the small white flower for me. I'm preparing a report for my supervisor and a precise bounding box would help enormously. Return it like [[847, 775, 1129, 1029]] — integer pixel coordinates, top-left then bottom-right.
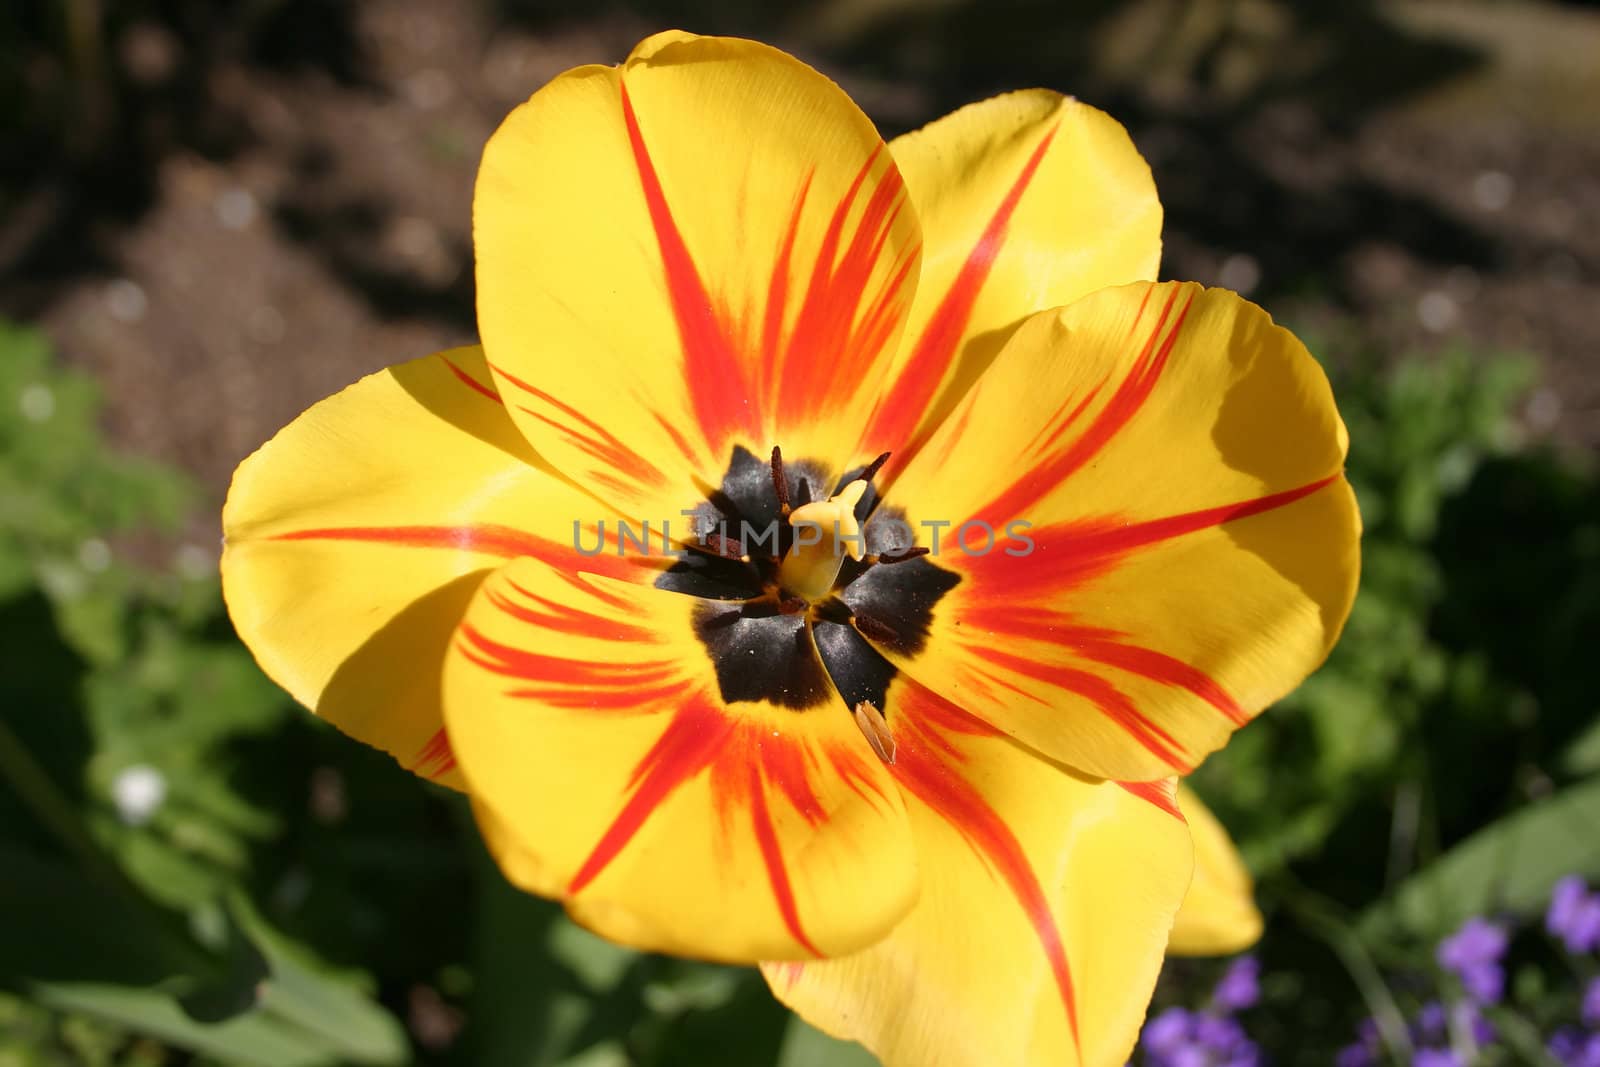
[[19, 384, 54, 423], [112, 764, 168, 825], [78, 538, 112, 573]]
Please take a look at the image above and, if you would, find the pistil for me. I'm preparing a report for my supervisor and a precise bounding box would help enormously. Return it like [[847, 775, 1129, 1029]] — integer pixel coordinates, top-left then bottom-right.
[[777, 478, 868, 603]]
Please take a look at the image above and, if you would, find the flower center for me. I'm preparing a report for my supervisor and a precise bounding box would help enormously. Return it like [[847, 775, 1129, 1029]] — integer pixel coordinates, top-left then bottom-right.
[[653, 444, 960, 743]]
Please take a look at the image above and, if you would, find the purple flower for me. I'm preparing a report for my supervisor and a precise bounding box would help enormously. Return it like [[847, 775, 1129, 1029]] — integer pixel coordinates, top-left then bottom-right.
[[1548, 876, 1600, 955], [1142, 1007, 1193, 1058], [1335, 1045, 1375, 1067], [1412, 1001, 1446, 1042], [1551, 1030, 1600, 1067], [1548, 1027, 1583, 1065], [1549, 876, 1589, 936], [1451, 1001, 1496, 1045], [1194, 1014, 1247, 1052], [1436, 917, 1508, 1003], [1462, 961, 1505, 1004], [1585, 975, 1600, 1028], [1566, 896, 1600, 955], [1412, 1049, 1462, 1067], [1218, 1046, 1263, 1067], [1212, 957, 1261, 1014], [1139, 1005, 1262, 1067], [1437, 917, 1508, 970]]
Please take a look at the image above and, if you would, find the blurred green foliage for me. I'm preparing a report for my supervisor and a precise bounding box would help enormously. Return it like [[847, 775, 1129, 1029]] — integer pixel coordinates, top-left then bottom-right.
[[1186, 337, 1600, 1063], [2, 319, 1597, 1065]]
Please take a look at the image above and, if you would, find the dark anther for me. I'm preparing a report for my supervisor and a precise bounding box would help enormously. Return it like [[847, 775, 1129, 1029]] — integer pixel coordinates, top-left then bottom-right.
[[859, 451, 892, 484], [853, 699, 896, 764], [777, 594, 808, 615], [700, 532, 746, 559], [853, 614, 900, 644], [876, 546, 930, 565], [770, 446, 790, 514]]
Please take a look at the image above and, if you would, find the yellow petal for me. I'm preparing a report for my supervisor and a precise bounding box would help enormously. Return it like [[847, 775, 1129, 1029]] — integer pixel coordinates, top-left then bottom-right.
[[763, 675, 1192, 1067], [860, 90, 1162, 466], [443, 555, 919, 962], [1167, 784, 1263, 956], [221, 346, 594, 787], [474, 32, 921, 515], [863, 281, 1361, 781]]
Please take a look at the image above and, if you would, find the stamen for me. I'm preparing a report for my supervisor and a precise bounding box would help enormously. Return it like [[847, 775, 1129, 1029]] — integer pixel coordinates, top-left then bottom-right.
[[777, 594, 808, 615], [852, 700, 896, 764], [876, 546, 929, 565], [859, 450, 891, 484], [699, 532, 746, 559], [770, 446, 790, 515], [852, 614, 900, 644]]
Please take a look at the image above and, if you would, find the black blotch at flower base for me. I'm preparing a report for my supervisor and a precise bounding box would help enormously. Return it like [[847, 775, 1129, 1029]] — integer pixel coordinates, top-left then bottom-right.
[[654, 445, 959, 715]]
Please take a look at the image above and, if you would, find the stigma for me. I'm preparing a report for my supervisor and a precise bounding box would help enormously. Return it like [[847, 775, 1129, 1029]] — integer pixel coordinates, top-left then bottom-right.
[[777, 478, 868, 603]]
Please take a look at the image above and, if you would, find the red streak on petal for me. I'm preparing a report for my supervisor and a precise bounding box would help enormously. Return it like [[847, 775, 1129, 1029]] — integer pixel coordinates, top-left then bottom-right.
[[864, 123, 1060, 463], [893, 682, 1081, 1054], [653, 410, 701, 470], [411, 727, 456, 778], [747, 759, 823, 956], [619, 82, 754, 447], [1033, 473, 1341, 568], [440, 355, 503, 404], [1126, 284, 1155, 339], [759, 734, 826, 828], [824, 743, 891, 808], [568, 696, 734, 894], [958, 607, 1249, 728], [1116, 779, 1184, 821], [489, 357, 668, 490], [265, 524, 647, 587], [762, 174, 814, 407], [767, 960, 805, 990], [971, 286, 1192, 526], [557, 702, 851, 958], [959, 473, 1340, 597], [965, 644, 1192, 771], [268, 523, 545, 559], [488, 581, 655, 644], [1069, 634, 1249, 727], [775, 150, 914, 423], [457, 621, 679, 712]]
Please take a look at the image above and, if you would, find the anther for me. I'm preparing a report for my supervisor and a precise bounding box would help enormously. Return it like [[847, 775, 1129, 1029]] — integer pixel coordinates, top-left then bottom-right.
[[699, 532, 746, 560], [852, 614, 900, 645], [853, 699, 896, 764], [770, 446, 791, 515], [859, 451, 891, 484]]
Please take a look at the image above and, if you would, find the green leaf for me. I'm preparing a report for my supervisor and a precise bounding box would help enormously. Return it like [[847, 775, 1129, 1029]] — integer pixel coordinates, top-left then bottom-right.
[[29, 986, 335, 1067], [776, 1017, 879, 1067], [1562, 717, 1600, 776], [227, 893, 411, 1065], [1359, 776, 1600, 941], [0, 851, 402, 1067], [0, 846, 202, 986]]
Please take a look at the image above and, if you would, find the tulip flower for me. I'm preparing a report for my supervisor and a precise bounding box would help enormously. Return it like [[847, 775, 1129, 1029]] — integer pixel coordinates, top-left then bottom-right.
[[223, 32, 1359, 1066]]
